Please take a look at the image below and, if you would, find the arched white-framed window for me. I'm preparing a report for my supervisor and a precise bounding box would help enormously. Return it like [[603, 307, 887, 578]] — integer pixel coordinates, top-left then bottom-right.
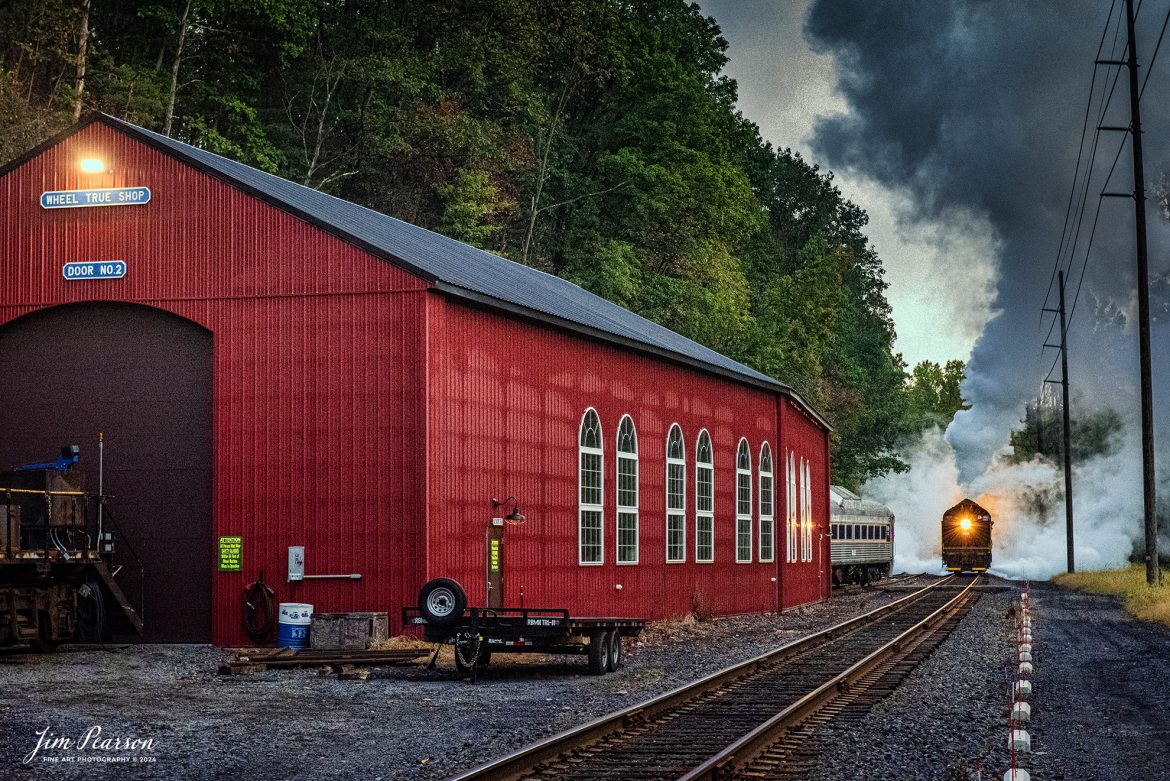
[[695, 429, 714, 563], [758, 442, 774, 563], [735, 438, 752, 563], [801, 458, 813, 561], [578, 408, 603, 565], [786, 452, 797, 563], [665, 424, 686, 563], [616, 415, 639, 565]]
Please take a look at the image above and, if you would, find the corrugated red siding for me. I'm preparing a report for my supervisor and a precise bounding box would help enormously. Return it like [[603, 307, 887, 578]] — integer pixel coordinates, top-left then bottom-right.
[[0, 124, 429, 645], [1, 120, 832, 643], [426, 298, 831, 620], [779, 397, 832, 608]]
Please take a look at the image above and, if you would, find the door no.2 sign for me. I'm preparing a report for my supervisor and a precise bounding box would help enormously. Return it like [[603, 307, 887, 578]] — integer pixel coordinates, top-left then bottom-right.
[[62, 261, 126, 280]]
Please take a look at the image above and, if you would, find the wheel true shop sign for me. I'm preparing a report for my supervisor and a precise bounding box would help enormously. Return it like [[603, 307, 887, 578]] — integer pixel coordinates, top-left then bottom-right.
[[40, 186, 151, 209]]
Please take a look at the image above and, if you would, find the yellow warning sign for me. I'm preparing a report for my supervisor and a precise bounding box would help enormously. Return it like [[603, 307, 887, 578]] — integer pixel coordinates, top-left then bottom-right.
[[218, 536, 242, 572]]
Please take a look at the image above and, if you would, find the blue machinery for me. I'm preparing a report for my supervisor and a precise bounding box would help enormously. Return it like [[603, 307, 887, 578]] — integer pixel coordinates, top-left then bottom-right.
[[12, 444, 80, 473]]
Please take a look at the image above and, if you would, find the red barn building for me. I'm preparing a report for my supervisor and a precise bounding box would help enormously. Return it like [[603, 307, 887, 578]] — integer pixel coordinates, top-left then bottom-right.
[[0, 114, 832, 645]]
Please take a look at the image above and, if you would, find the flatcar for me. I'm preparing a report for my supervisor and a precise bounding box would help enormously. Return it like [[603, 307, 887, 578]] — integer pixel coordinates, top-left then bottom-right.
[[829, 486, 894, 586], [941, 498, 993, 572]]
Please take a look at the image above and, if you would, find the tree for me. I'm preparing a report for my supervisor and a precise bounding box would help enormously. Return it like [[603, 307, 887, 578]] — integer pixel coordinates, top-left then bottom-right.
[[0, 0, 926, 487], [906, 359, 968, 430], [1009, 399, 1123, 464]]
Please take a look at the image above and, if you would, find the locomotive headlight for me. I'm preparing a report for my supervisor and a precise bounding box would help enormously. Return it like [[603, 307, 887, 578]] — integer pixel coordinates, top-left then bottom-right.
[[960, 518, 972, 531]]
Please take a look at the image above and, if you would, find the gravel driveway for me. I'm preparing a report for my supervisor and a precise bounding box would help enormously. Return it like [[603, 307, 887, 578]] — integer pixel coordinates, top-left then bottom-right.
[[1024, 581, 1170, 781], [0, 581, 922, 780], [13, 576, 1156, 781]]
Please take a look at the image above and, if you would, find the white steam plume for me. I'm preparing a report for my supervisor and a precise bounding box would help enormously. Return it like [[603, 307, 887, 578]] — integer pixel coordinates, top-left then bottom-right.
[[863, 427, 1143, 579]]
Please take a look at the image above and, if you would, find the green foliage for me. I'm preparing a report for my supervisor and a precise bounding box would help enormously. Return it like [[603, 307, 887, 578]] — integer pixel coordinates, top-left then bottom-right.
[[438, 169, 516, 249], [1009, 400, 1124, 464], [906, 359, 969, 430], [0, 0, 936, 486]]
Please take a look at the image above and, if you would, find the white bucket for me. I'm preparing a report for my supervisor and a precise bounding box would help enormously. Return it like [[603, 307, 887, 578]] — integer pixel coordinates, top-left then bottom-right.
[[278, 603, 314, 648]]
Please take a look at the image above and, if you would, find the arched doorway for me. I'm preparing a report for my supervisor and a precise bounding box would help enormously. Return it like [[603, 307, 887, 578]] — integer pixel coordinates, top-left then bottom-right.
[[0, 303, 212, 642]]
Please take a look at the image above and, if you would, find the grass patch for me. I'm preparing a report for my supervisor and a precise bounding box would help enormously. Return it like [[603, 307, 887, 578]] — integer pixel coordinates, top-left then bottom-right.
[[1053, 565, 1170, 627]]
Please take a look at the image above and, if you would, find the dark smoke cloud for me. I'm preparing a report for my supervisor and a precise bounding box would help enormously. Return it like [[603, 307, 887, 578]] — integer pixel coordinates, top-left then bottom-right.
[[806, 0, 1170, 483]]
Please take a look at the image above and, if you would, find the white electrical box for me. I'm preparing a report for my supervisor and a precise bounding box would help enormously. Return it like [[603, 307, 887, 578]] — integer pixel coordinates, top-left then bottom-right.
[[288, 545, 305, 581]]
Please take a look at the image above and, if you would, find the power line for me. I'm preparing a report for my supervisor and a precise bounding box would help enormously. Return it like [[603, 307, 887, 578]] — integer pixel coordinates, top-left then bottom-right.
[[1043, 0, 1120, 325], [1051, 0, 1161, 341], [1043, 0, 1123, 319], [1067, 132, 1130, 323], [1041, 12, 1134, 350], [1139, 1, 1170, 97], [1043, 0, 1145, 320]]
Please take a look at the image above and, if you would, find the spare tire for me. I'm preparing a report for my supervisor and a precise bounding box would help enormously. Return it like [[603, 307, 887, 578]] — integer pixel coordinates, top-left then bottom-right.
[[418, 578, 467, 626]]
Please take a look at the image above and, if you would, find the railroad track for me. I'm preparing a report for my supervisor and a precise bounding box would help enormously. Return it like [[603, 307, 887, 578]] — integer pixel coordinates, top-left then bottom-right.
[[451, 574, 980, 781], [833, 571, 921, 594]]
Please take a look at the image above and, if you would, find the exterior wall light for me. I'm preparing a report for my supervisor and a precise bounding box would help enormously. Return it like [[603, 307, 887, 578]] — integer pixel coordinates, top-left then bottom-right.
[[491, 496, 526, 525], [79, 158, 106, 173]]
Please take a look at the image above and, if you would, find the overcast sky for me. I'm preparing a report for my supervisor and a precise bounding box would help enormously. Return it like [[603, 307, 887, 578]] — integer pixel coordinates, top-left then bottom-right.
[[699, 0, 999, 371], [700, 0, 1170, 481]]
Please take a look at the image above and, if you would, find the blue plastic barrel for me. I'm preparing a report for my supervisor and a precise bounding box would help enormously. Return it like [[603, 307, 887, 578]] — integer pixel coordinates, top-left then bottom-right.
[[277, 603, 313, 648]]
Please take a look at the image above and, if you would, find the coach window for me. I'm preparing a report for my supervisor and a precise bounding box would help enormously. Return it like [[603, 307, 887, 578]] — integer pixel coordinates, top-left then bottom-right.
[[758, 443, 774, 562], [736, 439, 752, 563], [616, 415, 639, 565], [666, 424, 686, 563], [579, 409, 604, 565], [696, 429, 715, 563]]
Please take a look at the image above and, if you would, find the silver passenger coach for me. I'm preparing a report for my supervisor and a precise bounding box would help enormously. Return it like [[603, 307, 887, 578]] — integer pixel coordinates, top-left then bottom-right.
[[829, 486, 894, 585]]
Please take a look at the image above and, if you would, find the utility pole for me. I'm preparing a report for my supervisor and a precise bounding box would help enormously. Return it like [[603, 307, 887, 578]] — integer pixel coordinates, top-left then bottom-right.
[[1044, 271, 1075, 573], [1099, 0, 1159, 584], [1124, 0, 1160, 585]]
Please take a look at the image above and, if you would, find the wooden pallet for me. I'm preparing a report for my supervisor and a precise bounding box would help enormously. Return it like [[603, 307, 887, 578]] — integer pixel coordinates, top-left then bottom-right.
[[219, 646, 430, 675]]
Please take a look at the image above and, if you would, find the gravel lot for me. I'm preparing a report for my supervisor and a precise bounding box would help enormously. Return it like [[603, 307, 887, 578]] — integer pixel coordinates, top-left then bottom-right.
[[0, 579, 926, 781], [1024, 581, 1170, 781], [804, 580, 1018, 781], [11, 576, 1159, 781]]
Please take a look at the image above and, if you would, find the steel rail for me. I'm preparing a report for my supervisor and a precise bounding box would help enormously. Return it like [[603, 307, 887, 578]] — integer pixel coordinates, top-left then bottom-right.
[[680, 575, 981, 780], [447, 575, 958, 781]]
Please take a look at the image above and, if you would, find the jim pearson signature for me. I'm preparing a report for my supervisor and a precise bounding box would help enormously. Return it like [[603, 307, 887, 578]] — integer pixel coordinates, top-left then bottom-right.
[[24, 726, 158, 765]]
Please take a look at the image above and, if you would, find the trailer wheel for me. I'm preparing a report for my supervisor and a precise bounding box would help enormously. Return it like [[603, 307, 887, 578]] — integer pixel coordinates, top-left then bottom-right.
[[607, 630, 622, 672], [588, 631, 611, 675], [418, 578, 467, 627]]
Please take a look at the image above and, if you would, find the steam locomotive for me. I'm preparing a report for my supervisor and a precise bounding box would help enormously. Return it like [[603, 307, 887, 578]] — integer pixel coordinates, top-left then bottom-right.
[[941, 498, 993, 572]]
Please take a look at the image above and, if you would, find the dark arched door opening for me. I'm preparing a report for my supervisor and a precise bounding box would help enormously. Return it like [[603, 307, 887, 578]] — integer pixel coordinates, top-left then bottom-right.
[[0, 303, 212, 642]]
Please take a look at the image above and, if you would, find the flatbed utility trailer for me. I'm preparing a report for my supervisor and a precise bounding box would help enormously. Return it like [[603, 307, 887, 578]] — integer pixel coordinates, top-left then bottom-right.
[[403, 604, 645, 682]]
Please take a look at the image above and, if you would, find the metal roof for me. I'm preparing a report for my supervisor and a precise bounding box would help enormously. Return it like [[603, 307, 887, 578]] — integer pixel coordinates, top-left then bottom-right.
[[830, 486, 893, 518], [37, 114, 831, 428]]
